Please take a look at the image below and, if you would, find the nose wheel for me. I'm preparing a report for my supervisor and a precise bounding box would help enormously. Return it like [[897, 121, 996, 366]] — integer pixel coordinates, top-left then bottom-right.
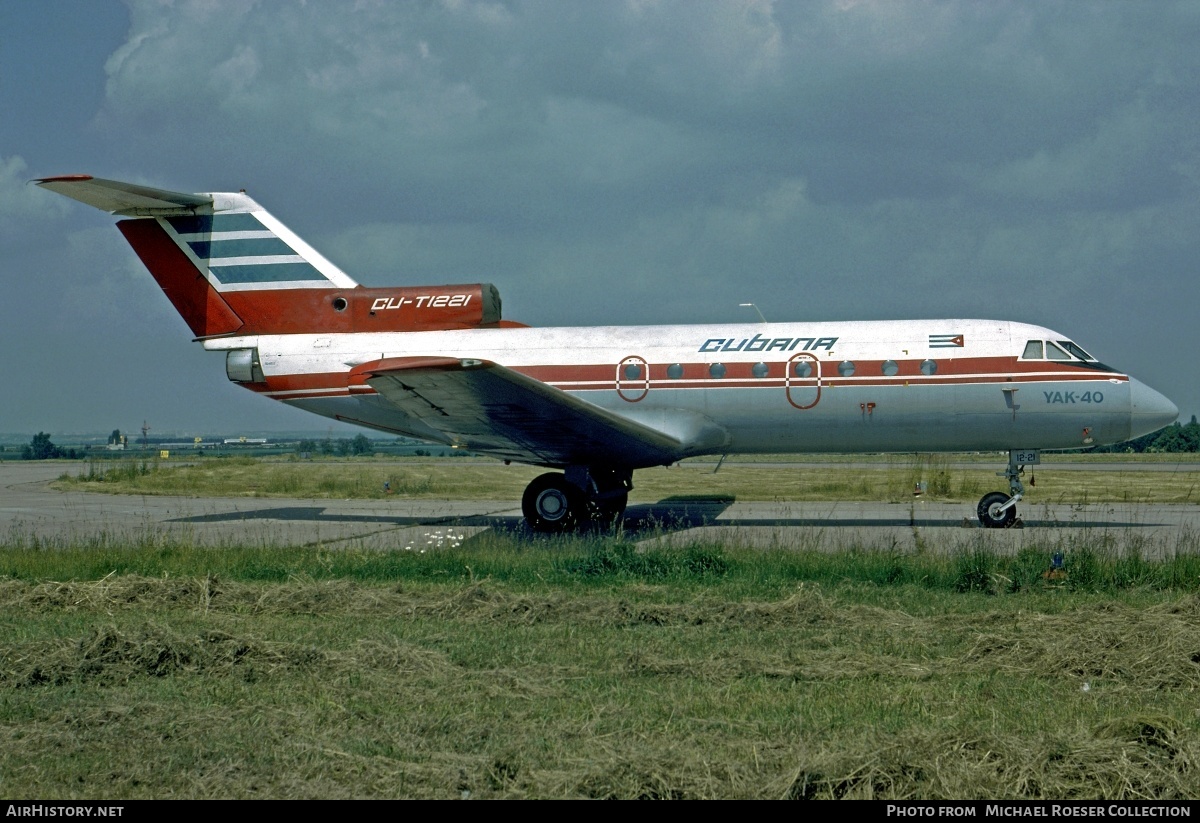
[[976, 450, 1033, 529], [977, 491, 1017, 529]]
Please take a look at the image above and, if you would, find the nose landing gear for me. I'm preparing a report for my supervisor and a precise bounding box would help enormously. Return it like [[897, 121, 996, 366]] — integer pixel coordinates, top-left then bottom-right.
[[976, 450, 1035, 529], [977, 490, 1018, 529]]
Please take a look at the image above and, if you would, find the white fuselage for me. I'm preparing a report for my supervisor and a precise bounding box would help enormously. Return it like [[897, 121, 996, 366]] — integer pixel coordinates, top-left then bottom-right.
[[204, 317, 1170, 465]]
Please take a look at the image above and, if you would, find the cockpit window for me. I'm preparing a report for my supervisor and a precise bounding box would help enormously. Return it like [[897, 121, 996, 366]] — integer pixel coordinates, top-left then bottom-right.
[[1057, 340, 1094, 361], [1045, 341, 1070, 361], [1022, 338, 1096, 362]]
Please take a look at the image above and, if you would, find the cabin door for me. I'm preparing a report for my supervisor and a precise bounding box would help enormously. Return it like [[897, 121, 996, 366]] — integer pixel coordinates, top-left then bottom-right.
[[785, 353, 821, 410], [616, 355, 649, 402]]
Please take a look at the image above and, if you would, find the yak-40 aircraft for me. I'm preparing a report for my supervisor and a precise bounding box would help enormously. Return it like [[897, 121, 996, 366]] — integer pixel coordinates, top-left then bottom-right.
[[37, 175, 1179, 531]]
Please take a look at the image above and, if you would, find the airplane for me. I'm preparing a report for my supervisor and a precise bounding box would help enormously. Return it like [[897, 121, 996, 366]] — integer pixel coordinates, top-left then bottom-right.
[[35, 175, 1179, 532]]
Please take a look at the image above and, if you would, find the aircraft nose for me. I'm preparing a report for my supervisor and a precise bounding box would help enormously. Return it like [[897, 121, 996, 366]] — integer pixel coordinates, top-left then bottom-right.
[[1129, 378, 1178, 439]]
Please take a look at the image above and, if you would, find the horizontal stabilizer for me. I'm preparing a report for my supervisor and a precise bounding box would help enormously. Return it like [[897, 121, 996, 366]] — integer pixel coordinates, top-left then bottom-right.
[[356, 357, 685, 468], [35, 175, 211, 216]]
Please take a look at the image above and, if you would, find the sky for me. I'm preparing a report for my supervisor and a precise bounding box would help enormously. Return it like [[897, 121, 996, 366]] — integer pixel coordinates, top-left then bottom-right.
[[1, 0, 1198, 438]]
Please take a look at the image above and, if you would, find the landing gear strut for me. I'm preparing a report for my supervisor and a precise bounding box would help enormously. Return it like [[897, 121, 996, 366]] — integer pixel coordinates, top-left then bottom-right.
[[521, 466, 633, 533], [976, 450, 1030, 529]]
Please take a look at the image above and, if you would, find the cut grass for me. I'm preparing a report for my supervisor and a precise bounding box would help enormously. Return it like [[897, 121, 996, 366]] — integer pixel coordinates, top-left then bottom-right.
[[16, 456, 1200, 797], [3, 533, 1200, 799]]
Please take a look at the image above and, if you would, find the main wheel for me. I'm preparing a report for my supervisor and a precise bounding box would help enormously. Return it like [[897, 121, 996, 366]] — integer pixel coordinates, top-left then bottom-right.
[[522, 473, 584, 533], [589, 491, 629, 529], [977, 491, 1016, 529]]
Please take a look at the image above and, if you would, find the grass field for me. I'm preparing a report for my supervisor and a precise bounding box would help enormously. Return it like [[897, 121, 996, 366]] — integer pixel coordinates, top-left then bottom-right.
[[54, 452, 1200, 504], [7, 454, 1199, 798], [4, 527, 1200, 799]]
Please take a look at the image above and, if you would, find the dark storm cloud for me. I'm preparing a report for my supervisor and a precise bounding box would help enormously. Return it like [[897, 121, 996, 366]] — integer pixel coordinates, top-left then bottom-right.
[[2, 0, 1197, 433]]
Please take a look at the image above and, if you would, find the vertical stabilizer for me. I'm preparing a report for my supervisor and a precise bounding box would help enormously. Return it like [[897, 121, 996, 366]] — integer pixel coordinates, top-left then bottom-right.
[[36, 175, 507, 336], [36, 175, 360, 338], [115, 218, 244, 338], [151, 194, 359, 294]]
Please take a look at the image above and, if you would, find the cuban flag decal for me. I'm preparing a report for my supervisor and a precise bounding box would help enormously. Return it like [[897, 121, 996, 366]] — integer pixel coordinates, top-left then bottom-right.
[[929, 333, 965, 348]]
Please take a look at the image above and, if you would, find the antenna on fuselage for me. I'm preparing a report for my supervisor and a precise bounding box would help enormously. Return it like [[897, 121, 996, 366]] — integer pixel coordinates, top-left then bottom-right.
[[739, 303, 768, 323]]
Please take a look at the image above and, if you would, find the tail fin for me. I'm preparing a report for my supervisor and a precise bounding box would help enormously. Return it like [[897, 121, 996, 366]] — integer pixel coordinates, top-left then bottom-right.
[[36, 175, 504, 337], [36, 175, 357, 338]]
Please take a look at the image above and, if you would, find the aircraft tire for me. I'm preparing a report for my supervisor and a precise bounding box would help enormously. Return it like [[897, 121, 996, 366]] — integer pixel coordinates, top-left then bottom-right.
[[522, 472, 584, 533], [977, 491, 1016, 529]]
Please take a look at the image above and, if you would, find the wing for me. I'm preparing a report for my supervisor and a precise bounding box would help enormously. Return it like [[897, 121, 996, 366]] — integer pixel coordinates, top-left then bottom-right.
[[354, 357, 685, 468]]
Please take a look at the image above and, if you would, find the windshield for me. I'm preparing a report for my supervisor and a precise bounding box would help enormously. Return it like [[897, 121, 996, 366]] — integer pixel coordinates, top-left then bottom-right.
[[1021, 338, 1096, 361], [1057, 340, 1095, 361]]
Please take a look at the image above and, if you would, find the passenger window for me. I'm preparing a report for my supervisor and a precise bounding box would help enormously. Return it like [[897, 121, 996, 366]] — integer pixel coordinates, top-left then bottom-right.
[[838, 361, 855, 377], [920, 359, 937, 375], [1045, 342, 1070, 361], [666, 363, 684, 379], [881, 360, 899, 376], [623, 363, 642, 380], [793, 361, 813, 378], [752, 362, 769, 378], [709, 363, 726, 378], [1022, 340, 1043, 359]]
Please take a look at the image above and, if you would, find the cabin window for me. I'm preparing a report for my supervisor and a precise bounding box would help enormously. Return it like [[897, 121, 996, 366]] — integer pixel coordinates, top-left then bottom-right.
[[1058, 340, 1094, 361], [752, 362, 769, 378], [838, 361, 856, 377], [1022, 340, 1043, 359], [667, 363, 684, 379], [1045, 341, 1070, 361], [709, 363, 727, 378], [623, 363, 642, 380], [920, 359, 937, 375], [793, 361, 813, 378], [881, 360, 899, 376]]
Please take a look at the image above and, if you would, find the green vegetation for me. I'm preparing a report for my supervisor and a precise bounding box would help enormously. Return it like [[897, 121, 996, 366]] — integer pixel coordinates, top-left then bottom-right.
[[59, 455, 540, 500], [20, 431, 79, 460], [1096, 416, 1200, 453], [296, 433, 375, 457], [6, 526, 1200, 596], [12, 451, 1200, 797], [3, 531, 1200, 799], [55, 452, 1200, 504]]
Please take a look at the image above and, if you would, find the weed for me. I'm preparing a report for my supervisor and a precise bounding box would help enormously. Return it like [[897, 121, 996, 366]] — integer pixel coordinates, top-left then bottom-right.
[[564, 543, 729, 581], [1067, 544, 1101, 592], [954, 543, 999, 594], [1008, 546, 1053, 593]]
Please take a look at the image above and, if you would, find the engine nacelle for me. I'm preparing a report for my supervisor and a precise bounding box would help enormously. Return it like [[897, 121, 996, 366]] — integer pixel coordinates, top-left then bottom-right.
[[225, 348, 264, 383]]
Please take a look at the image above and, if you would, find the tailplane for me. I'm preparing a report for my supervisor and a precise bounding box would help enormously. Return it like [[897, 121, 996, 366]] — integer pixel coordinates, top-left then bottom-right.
[[36, 175, 504, 337]]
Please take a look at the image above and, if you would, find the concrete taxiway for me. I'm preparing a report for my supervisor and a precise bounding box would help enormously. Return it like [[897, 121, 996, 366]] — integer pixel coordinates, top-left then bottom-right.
[[3, 462, 1199, 557]]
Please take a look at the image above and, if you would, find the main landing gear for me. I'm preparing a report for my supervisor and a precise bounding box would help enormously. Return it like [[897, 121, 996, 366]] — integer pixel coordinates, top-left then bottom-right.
[[521, 466, 632, 533], [976, 450, 1032, 529]]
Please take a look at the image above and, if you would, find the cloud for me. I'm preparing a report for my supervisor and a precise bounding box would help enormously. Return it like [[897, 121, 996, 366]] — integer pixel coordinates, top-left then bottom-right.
[[94, 3, 1200, 216], [0, 154, 69, 225], [13, 0, 1195, 427]]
